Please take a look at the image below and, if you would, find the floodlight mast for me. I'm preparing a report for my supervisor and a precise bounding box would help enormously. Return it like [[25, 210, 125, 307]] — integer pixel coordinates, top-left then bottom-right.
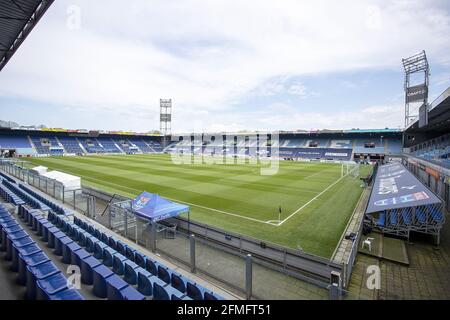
[[160, 99, 172, 147], [402, 50, 430, 128]]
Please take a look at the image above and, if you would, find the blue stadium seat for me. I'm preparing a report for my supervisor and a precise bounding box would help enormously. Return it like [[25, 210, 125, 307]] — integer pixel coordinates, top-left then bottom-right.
[[116, 241, 126, 255], [47, 288, 85, 300], [62, 241, 81, 264], [18, 251, 49, 285], [377, 212, 386, 227], [26, 261, 60, 299], [124, 260, 140, 285], [85, 235, 100, 253], [101, 232, 109, 244], [158, 265, 172, 284], [71, 248, 91, 267], [416, 207, 427, 224], [125, 246, 136, 262], [80, 256, 101, 285], [93, 264, 115, 298], [429, 207, 443, 223], [186, 282, 205, 300], [112, 253, 128, 275], [36, 272, 69, 300], [135, 252, 146, 268], [93, 241, 108, 259], [105, 274, 129, 300], [108, 237, 118, 250], [137, 269, 155, 296], [389, 211, 398, 226], [54, 236, 73, 256], [171, 273, 187, 293], [119, 285, 146, 300], [102, 247, 117, 267]]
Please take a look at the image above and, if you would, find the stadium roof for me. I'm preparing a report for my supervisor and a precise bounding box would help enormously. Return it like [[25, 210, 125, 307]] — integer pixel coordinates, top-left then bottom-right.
[[406, 86, 450, 134], [0, 0, 54, 72]]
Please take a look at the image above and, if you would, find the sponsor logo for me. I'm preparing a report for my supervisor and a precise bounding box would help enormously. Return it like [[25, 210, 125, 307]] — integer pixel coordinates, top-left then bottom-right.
[[134, 196, 150, 210]]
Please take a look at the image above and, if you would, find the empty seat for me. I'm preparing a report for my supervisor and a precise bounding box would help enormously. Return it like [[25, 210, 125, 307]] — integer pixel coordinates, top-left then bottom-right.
[[377, 212, 386, 227], [125, 246, 136, 261], [186, 282, 204, 300], [119, 286, 146, 300], [93, 264, 115, 298], [80, 256, 102, 285], [430, 207, 443, 223], [71, 248, 91, 267], [135, 252, 146, 268], [48, 230, 65, 249], [116, 241, 126, 255], [416, 208, 427, 224], [54, 236, 73, 256], [93, 241, 108, 259], [108, 237, 117, 250], [62, 241, 81, 264], [36, 272, 68, 300], [401, 209, 411, 225], [85, 236, 100, 253], [112, 253, 128, 275], [158, 265, 172, 284], [18, 251, 49, 285], [145, 258, 157, 276], [101, 232, 109, 244], [137, 269, 155, 296], [124, 261, 140, 285], [102, 247, 117, 267], [26, 261, 60, 299], [105, 274, 129, 300], [47, 288, 85, 300], [389, 212, 398, 226], [171, 273, 187, 293]]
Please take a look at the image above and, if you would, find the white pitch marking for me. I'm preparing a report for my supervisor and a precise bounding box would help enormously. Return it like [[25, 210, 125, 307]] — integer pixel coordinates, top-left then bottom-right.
[[275, 171, 350, 226]]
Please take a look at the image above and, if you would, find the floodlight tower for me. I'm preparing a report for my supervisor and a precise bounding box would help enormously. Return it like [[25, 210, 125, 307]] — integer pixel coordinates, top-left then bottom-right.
[[402, 51, 430, 128], [160, 99, 172, 147]]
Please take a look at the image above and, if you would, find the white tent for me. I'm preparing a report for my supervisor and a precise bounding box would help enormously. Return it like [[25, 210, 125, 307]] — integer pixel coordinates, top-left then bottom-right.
[[41, 170, 81, 191], [31, 166, 48, 175]]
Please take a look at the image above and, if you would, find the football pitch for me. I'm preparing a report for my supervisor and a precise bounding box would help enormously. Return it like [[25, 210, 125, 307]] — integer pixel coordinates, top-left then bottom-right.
[[24, 154, 371, 258]]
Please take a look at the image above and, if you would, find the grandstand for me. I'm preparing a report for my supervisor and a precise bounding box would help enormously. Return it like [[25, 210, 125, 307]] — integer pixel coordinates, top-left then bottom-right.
[[1, 0, 449, 304]]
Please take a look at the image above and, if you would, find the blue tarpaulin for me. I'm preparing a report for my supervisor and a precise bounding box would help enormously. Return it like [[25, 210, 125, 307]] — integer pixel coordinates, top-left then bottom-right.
[[132, 191, 189, 222], [366, 162, 441, 214]]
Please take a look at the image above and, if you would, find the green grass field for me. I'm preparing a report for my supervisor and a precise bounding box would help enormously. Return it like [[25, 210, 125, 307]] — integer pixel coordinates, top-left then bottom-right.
[[24, 154, 370, 258]]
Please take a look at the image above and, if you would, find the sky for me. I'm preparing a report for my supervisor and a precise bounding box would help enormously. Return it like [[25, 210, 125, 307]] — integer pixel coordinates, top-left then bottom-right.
[[0, 0, 450, 133]]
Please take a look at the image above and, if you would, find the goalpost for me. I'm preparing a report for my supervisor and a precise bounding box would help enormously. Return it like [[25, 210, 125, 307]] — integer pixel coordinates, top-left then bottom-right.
[[341, 162, 360, 178]]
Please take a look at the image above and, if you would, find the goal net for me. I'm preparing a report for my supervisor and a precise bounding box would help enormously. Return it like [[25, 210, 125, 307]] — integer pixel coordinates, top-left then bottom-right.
[[341, 162, 360, 178]]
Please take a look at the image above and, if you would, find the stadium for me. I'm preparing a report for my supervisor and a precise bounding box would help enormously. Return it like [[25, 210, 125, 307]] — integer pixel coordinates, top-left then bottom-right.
[[0, 0, 449, 305]]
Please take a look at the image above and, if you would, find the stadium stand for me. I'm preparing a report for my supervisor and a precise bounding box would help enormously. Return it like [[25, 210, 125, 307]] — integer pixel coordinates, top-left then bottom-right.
[[0, 170, 224, 300], [96, 138, 122, 153], [0, 136, 32, 149], [0, 203, 85, 300], [58, 137, 84, 154]]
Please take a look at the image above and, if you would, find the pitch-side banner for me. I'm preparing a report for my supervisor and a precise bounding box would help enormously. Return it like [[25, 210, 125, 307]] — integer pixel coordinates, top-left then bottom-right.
[[406, 84, 428, 103], [366, 163, 441, 214]]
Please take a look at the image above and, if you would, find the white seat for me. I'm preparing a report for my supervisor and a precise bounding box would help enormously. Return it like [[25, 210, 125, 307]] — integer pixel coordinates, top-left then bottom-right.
[[361, 237, 374, 251]]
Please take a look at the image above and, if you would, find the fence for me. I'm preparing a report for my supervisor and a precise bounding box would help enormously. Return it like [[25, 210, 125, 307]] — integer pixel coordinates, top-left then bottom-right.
[[0, 160, 94, 216]]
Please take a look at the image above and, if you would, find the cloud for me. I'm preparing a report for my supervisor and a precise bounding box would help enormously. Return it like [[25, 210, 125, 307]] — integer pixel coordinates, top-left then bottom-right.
[[0, 0, 449, 132]]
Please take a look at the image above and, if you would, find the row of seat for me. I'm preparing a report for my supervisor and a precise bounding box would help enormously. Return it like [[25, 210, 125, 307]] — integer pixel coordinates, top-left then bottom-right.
[[0, 204, 84, 300], [2, 179, 50, 211], [2, 169, 225, 300], [19, 183, 72, 216], [0, 171, 15, 183], [377, 205, 444, 227], [0, 180, 25, 206], [69, 215, 223, 300]]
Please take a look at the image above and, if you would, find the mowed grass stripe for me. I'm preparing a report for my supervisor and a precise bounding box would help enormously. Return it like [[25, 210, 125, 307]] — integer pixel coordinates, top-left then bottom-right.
[[24, 155, 369, 257], [26, 156, 339, 220]]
